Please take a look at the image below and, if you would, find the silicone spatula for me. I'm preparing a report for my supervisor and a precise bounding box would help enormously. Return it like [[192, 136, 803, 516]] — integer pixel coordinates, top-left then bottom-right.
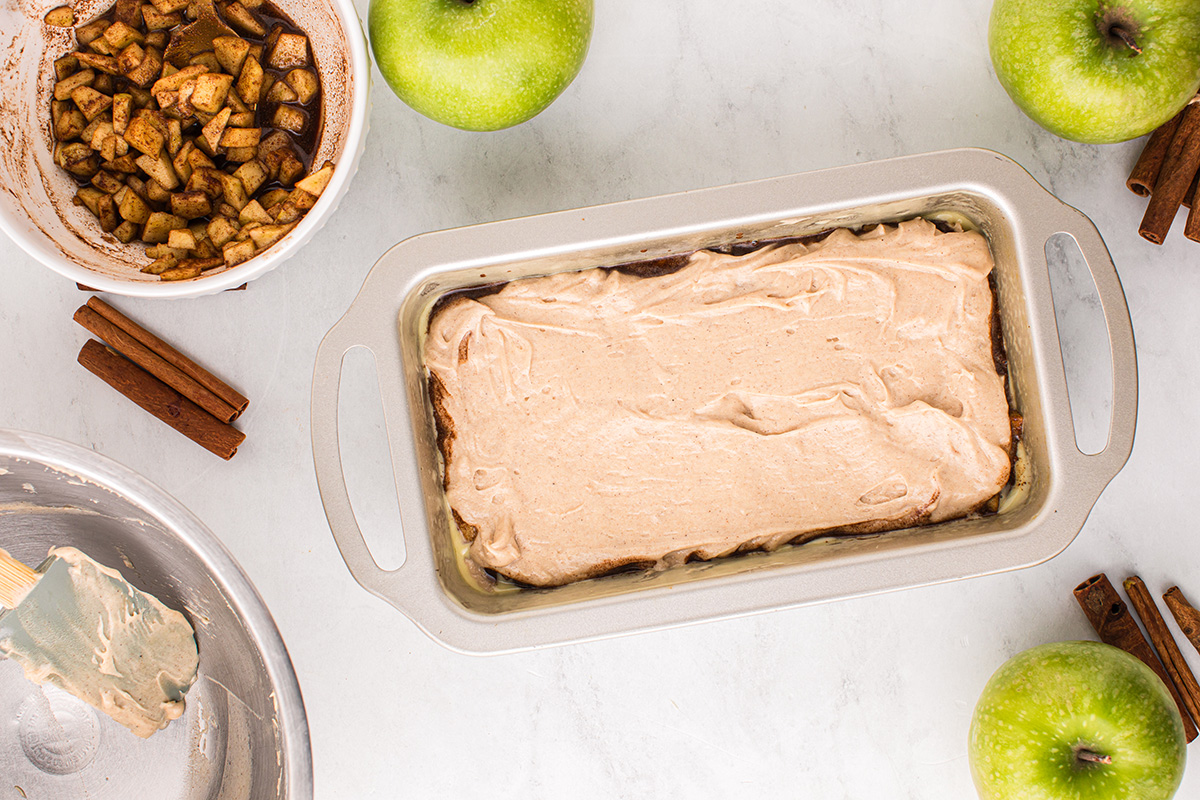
[[0, 546, 199, 738]]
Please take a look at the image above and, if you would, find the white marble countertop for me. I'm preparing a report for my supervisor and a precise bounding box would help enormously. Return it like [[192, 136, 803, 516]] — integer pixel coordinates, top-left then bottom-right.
[[4, 0, 1199, 796]]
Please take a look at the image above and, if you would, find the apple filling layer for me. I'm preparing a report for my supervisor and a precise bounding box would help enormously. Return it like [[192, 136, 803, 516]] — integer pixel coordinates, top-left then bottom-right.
[[425, 218, 1013, 588]]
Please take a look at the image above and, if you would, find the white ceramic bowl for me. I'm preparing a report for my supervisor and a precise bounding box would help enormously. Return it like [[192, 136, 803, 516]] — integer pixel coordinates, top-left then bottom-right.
[[0, 0, 370, 297]]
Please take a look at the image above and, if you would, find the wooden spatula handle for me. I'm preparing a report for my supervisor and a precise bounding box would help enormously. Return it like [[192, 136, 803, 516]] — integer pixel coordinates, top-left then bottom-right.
[[0, 550, 39, 609]]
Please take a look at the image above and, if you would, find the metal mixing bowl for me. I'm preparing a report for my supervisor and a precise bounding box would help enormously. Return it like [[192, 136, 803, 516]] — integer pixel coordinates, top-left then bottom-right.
[[0, 429, 312, 799]]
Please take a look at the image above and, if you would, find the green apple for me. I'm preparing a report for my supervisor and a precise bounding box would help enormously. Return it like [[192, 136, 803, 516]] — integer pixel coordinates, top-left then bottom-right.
[[969, 641, 1186, 800], [988, 0, 1200, 143], [367, 0, 593, 131]]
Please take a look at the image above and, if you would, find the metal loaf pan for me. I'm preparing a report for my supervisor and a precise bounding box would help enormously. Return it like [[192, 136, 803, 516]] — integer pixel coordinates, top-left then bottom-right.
[[311, 148, 1137, 654]]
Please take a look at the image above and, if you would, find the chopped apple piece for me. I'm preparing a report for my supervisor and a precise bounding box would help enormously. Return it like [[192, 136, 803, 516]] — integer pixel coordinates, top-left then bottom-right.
[[73, 187, 106, 215], [267, 33, 307, 70], [271, 104, 305, 134], [117, 186, 152, 224], [295, 162, 333, 197], [172, 139, 196, 181], [170, 189, 213, 219], [112, 0, 141, 27], [145, 176, 172, 203], [186, 146, 215, 171], [248, 222, 294, 250], [193, 238, 220, 259], [285, 68, 318, 104], [123, 114, 164, 155], [235, 56, 262, 108], [141, 210, 187, 243], [238, 199, 271, 226], [71, 85, 113, 121], [191, 255, 225, 270], [278, 153, 305, 187], [142, 4, 181, 29], [75, 19, 109, 46], [219, 125, 260, 148], [96, 193, 119, 231], [145, 244, 188, 259], [223, 1, 265, 36], [43, 5, 75, 26], [91, 169, 124, 195], [232, 159, 267, 195], [189, 72, 232, 113], [234, 221, 260, 241], [114, 219, 139, 243], [142, 252, 179, 274], [206, 215, 239, 247], [287, 187, 318, 211], [199, 106, 231, 152], [187, 166, 225, 199], [103, 21, 144, 50], [167, 227, 198, 250], [160, 262, 204, 280], [54, 54, 79, 80], [222, 238, 256, 267], [54, 105, 87, 141], [124, 46, 163, 87], [124, 174, 150, 200], [213, 35, 249, 75], [111, 92, 133, 134], [88, 120, 115, 150], [151, 63, 205, 96], [166, 118, 183, 155], [219, 173, 249, 210], [224, 145, 257, 162], [73, 51, 120, 75], [106, 152, 139, 173], [189, 52, 221, 73], [135, 149, 179, 189], [149, 0, 189, 13], [117, 42, 145, 74], [98, 133, 119, 162], [224, 87, 249, 112], [256, 129, 289, 158], [258, 187, 288, 209], [87, 38, 118, 57], [270, 200, 300, 224], [265, 79, 297, 104], [228, 110, 255, 127], [54, 69, 95, 101]]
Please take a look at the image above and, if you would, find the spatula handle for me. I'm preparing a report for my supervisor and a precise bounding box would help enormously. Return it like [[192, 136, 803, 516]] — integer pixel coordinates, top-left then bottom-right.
[[0, 550, 39, 609]]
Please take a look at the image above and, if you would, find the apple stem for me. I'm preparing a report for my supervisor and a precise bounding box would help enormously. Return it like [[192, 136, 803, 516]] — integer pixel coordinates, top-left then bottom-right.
[[1095, 7, 1143, 57], [1110, 25, 1142, 56], [1076, 749, 1113, 766]]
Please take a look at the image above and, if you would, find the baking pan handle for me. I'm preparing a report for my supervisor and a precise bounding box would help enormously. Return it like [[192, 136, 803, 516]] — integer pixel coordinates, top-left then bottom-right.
[[1035, 201, 1138, 489], [311, 299, 417, 600]]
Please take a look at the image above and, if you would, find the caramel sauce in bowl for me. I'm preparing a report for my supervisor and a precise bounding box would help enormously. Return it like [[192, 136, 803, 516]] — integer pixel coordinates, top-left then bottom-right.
[[0, 0, 369, 297]]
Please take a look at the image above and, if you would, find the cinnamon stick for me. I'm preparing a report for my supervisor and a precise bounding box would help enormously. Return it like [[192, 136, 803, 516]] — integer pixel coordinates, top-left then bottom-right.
[[1128, 108, 1185, 197], [1074, 573, 1197, 741], [1164, 587, 1200, 653], [1140, 99, 1200, 244], [1185, 170, 1200, 211], [1185, 178, 1200, 242], [78, 339, 244, 460], [75, 304, 239, 424], [84, 297, 249, 418], [1123, 576, 1200, 737]]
